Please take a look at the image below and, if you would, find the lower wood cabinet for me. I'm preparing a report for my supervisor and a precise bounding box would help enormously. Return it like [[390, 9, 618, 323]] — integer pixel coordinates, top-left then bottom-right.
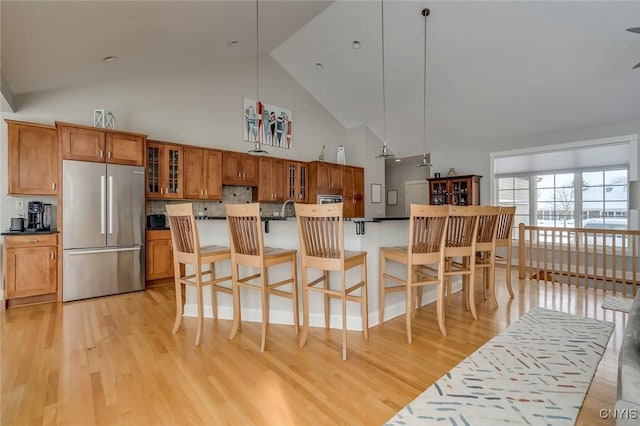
[[146, 230, 175, 282], [3, 234, 58, 306]]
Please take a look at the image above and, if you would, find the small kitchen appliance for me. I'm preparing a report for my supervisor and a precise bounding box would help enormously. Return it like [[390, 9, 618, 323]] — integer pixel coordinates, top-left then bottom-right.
[[26, 202, 51, 231], [10, 217, 24, 232]]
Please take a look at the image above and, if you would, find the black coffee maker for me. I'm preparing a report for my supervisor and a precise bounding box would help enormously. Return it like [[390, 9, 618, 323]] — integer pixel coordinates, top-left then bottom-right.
[[27, 202, 51, 231]]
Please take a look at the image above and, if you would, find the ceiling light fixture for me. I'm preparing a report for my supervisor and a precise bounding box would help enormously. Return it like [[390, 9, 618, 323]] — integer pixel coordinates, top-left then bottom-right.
[[102, 56, 117, 62], [352, 40, 361, 49], [417, 8, 433, 168], [248, 0, 268, 156], [375, 0, 395, 159]]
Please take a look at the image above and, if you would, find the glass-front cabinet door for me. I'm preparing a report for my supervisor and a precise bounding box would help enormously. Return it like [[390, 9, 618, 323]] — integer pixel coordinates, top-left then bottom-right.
[[430, 180, 448, 205], [287, 161, 308, 203], [146, 142, 162, 198], [146, 141, 183, 199], [165, 145, 183, 198]]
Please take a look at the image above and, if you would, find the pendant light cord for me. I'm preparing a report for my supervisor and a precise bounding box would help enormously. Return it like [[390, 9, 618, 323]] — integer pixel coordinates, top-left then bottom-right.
[[256, 0, 259, 104], [422, 8, 428, 157], [381, 0, 387, 147]]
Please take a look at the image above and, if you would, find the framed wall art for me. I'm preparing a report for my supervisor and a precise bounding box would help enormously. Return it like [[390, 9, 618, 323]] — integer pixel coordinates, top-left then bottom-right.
[[243, 98, 292, 149]]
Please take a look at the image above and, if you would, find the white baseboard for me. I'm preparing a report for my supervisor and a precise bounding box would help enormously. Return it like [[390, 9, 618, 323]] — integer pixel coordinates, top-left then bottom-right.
[[183, 282, 462, 331]]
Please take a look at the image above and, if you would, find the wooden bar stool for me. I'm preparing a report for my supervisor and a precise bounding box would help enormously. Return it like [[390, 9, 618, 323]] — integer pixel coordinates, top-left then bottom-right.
[[166, 203, 232, 346], [474, 206, 501, 307], [225, 203, 299, 352], [294, 202, 368, 361], [495, 206, 517, 298], [379, 204, 449, 340], [443, 205, 480, 320]]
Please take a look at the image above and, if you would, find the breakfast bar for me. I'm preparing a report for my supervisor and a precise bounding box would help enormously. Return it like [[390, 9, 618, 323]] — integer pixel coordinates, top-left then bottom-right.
[[180, 216, 453, 330]]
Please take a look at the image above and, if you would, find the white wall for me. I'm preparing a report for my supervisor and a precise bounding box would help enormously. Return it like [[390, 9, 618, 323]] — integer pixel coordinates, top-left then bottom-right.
[[429, 119, 640, 205], [346, 124, 386, 217], [385, 159, 430, 217], [0, 55, 348, 299]]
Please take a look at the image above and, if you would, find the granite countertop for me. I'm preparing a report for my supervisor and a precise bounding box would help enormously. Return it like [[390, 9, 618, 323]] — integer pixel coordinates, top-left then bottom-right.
[[1, 230, 59, 236], [146, 217, 409, 230], [193, 216, 409, 222]]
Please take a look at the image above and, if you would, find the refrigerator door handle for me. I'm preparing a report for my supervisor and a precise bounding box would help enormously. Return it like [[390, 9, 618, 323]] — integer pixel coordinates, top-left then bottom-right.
[[100, 175, 106, 235], [108, 175, 114, 234], [67, 246, 141, 256]]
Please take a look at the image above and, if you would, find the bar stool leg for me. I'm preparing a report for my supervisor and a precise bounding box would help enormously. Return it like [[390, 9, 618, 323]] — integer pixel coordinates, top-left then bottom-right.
[[210, 262, 218, 319], [195, 273, 204, 346], [299, 266, 310, 348], [361, 257, 368, 340], [379, 250, 386, 326], [172, 262, 183, 335], [341, 270, 347, 361], [506, 245, 514, 299], [261, 266, 269, 352], [291, 256, 299, 335], [229, 265, 241, 341], [436, 279, 447, 336], [324, 271, 330, 329]]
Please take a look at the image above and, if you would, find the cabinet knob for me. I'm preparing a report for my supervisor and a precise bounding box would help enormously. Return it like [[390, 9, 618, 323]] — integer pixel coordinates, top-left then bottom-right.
[[160, 188, 164, 194], [50, 251, 56, 260], [99, 150, 104, 158], [52, 182, 57, 190], [27, 239, 40, 243], [107, 151, 112, 159]]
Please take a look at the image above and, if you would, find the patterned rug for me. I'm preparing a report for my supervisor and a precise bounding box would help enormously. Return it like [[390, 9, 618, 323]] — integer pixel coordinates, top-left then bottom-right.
[[386, 307, 614, 425], [601, 295, 635, 313]]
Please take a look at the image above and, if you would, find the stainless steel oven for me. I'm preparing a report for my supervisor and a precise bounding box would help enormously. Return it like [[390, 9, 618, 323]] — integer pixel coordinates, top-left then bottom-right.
[[317, 194, 343, 204]]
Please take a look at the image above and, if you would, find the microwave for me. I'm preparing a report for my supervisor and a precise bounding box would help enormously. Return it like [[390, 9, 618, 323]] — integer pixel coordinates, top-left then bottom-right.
[[317, 194, 343, 204]]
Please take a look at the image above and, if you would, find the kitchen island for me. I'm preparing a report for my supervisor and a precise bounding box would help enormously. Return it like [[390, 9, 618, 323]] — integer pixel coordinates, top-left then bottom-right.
[[178, 217, 461, 330]]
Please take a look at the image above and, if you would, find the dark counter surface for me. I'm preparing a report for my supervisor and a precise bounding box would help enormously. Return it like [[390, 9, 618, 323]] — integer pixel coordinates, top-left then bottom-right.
[[1, 230, 59, 236], [147, 216, 410, 228]]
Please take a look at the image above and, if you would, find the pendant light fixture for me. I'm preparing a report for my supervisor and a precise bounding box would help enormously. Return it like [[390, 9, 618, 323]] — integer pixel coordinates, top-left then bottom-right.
[[375, 0, 395, 159], [248, 0, 269, 155], [417, 7, 432, 168]]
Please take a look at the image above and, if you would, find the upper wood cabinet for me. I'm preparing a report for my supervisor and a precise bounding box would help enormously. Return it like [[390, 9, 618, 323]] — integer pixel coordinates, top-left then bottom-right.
[[308, 161, 343, 203], [257, 157, 286, 202], [286, 161, 308, 203], [184, 147, 223, 200], [146, 141, 184, 199], [315, 161, 343, 193], [6, 120, 58, 195], [222, 151, 258, 186], [428, 175, 481, 206], [342, 166, 364, 218], [58, 122, 145, 165]]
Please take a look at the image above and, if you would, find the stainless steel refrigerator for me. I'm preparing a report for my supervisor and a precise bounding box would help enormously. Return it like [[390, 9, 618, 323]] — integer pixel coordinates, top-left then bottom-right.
[[62, 160, 145, 302]]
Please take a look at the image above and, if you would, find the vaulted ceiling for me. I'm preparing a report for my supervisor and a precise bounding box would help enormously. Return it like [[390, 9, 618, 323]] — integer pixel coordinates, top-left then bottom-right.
[[2, 1, 640, 158]]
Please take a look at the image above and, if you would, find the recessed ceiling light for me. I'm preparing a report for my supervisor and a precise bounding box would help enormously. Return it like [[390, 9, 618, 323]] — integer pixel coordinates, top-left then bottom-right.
[[227, 40, 239, 47], [315, 62, 324, 70], [102, 56, 117, 62], [395, 159, 401, 162], [352, 40, 361, 49]]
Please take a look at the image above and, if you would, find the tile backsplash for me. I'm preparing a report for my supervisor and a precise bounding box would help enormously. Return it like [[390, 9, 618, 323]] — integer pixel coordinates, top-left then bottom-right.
[[146, 185, 296, 218]]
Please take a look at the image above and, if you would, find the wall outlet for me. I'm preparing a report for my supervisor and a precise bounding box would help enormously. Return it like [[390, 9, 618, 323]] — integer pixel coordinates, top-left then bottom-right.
[[15, 200, 24, 209]]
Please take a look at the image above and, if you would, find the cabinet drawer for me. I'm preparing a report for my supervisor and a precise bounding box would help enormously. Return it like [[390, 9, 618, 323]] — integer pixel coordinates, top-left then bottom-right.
[[146, 229, 171, 241], [4, 234, 57, 248]]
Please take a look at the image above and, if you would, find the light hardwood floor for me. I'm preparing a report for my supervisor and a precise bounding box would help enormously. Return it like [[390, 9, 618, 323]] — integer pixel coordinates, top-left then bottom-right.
[[1, 269, 626, 425]]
